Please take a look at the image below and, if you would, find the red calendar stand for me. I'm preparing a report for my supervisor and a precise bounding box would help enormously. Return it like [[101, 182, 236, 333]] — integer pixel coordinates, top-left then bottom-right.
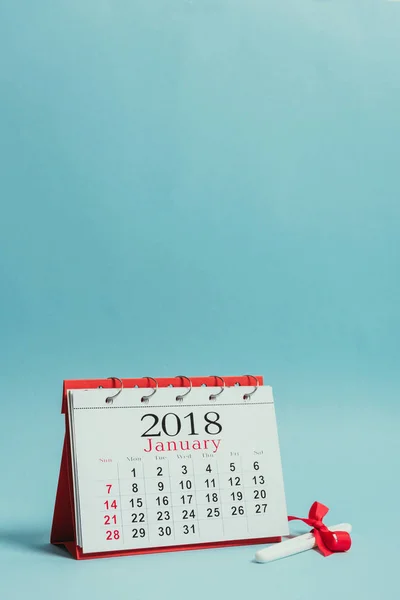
[[51, 375, 282, 560]]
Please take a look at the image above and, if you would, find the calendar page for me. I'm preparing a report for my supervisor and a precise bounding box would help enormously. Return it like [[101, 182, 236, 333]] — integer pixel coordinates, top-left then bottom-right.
[[68, 385, 289, 555]]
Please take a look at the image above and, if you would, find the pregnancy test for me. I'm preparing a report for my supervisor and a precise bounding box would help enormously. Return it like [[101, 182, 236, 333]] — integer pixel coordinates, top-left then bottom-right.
[[254, 523, 352, 563]]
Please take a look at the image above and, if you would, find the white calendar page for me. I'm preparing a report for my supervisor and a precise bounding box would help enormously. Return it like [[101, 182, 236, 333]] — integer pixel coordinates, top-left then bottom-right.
[[68, 385, 289, 554]]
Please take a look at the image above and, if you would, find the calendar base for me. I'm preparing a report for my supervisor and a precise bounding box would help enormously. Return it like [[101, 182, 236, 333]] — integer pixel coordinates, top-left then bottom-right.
[[53, 537, 282, 560]]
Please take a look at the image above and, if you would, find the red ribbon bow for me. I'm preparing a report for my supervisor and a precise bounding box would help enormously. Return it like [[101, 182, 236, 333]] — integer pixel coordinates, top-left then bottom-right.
[[288, 501, 352, 557]]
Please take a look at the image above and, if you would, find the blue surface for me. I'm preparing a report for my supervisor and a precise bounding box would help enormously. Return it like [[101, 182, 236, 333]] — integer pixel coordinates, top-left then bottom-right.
[[1, 1, 399, 597]]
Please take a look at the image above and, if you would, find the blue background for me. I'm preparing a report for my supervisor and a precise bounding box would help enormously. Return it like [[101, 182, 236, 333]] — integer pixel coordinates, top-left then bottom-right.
[[1, 1, 399, 597]]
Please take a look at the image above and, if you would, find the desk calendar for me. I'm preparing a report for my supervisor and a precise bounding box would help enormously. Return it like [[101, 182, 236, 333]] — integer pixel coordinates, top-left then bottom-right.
[[51, 376, 289, 560]]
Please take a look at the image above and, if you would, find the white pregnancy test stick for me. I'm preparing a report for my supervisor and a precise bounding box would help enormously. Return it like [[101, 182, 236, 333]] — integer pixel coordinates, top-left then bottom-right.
[[254, 523, 352, 563]]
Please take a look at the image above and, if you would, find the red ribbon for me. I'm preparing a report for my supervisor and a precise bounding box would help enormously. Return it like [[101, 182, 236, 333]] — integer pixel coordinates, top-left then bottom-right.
[[288, 502, 352, 557]]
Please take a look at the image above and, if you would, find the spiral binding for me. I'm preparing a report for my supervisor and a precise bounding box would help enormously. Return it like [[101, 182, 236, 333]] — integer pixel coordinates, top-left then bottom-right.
[[103, 375, 260, 404]]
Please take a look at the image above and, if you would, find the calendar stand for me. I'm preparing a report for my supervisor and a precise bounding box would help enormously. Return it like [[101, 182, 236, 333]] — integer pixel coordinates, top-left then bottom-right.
[[51, 376, 282, 560]]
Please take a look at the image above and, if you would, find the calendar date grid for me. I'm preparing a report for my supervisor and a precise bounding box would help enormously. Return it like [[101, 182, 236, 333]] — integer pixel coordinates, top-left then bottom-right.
[[97, 456, 269, 545]]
